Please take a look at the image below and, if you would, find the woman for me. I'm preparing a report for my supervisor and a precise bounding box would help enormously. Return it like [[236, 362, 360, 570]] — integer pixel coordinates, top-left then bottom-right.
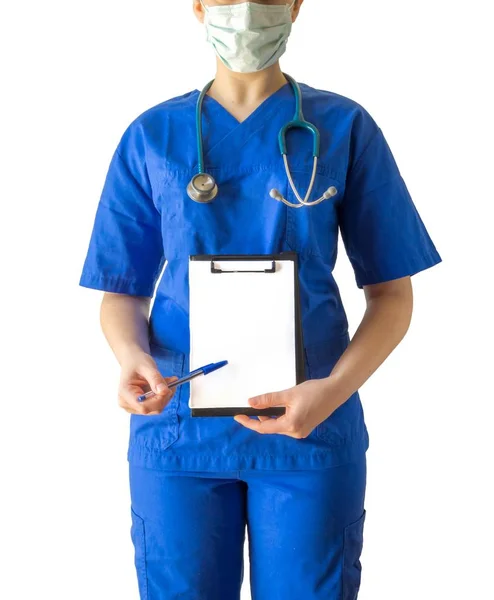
[[80, 1, 441, 598]]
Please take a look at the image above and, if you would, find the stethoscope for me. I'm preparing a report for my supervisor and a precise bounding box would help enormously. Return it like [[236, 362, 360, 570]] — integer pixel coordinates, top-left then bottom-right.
[[186, 74, 338, 208]]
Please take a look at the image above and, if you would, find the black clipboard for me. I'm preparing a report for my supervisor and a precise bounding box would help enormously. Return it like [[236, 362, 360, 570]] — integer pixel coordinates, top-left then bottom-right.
[[189, 252, 305, 417]]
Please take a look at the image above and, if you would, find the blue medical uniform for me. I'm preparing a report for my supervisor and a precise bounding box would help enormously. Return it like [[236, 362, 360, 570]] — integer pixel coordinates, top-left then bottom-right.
[[80, 82, 441, 599]]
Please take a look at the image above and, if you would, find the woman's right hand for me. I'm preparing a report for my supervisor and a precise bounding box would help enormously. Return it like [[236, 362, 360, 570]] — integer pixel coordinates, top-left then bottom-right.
[[118, 350, 177, 416]]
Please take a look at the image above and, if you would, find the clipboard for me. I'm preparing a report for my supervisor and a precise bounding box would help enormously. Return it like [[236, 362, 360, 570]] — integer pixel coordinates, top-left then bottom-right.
[[188, 252, 305, 417]]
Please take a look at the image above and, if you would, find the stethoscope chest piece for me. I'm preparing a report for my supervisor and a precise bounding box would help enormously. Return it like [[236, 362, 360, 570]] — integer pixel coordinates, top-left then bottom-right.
[[189, 74, 330, 207], [187, 173, 218, 203]]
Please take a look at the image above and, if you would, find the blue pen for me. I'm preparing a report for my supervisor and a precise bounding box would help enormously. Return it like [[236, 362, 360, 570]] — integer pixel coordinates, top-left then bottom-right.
[[137, 360, 228, 402]]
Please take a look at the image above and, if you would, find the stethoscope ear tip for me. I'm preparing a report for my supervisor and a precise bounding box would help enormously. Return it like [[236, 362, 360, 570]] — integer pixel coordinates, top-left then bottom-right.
[[323, 186, 338, 200], [191, 76, 331, 208]]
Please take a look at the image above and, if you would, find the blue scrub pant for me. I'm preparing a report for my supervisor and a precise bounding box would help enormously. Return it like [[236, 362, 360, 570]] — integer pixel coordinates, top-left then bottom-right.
[[129, 457, 366, 600]]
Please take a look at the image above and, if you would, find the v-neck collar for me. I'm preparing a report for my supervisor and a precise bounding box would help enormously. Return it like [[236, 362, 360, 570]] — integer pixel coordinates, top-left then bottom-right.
[[191, 81, 296, 171], [200, 81, 292, 128]]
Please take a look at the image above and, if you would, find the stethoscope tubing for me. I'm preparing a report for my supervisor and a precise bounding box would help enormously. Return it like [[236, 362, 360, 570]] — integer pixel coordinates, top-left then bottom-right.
[[196, 80, 214, 175], [188, 74, 337, 207]]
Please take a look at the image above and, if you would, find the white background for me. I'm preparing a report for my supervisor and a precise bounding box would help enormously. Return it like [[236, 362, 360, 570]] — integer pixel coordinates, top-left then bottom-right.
[[1, 1, 492, 598]]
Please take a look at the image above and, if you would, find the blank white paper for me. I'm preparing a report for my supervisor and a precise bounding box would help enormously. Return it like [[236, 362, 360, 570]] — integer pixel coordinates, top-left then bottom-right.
[[188, 259, 297, 410]]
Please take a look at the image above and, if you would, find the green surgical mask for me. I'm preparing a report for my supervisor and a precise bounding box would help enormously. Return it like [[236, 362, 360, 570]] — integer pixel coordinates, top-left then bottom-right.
[[201, 1, 295, 73]]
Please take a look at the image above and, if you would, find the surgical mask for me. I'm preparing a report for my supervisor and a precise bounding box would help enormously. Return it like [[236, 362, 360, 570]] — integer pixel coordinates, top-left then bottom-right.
[[201, 1, 295, 73]]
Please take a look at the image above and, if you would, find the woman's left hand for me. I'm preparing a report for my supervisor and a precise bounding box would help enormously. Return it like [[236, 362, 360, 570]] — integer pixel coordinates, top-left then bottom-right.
[[233, 378, 345, 439]]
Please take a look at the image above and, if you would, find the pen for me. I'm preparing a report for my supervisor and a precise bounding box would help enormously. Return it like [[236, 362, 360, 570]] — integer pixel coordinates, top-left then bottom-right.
[[137, 360, 228, 402]]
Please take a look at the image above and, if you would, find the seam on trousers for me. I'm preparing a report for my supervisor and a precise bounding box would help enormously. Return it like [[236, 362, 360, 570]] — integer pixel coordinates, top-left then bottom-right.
[[142, 518, 149, 600]]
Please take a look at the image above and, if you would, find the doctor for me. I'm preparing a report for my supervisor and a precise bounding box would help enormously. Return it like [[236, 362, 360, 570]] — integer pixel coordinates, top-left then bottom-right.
[[80, 1, 441, 598]]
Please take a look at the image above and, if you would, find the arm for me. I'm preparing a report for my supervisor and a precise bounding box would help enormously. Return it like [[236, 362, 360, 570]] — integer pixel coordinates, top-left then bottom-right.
[[234, 276, 413, 438], [234, 117, 440, 437], [101, 293, 152, 363], [101, 293, 175, 415], [329, 276, 413, 402]]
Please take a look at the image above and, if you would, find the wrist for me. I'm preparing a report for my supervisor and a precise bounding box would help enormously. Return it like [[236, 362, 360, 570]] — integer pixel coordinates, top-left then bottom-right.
[[118, 344, 150, 367], [319, 374, 351, 408]]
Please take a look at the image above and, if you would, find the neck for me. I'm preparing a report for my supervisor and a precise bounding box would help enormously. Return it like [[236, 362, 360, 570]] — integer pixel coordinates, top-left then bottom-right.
[[208, 60, 288, 108]]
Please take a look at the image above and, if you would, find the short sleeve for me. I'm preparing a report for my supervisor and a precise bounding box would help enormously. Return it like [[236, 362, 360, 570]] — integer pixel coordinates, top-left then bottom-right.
[[339, 125, 442, 288], [79, 124, 165, 297]]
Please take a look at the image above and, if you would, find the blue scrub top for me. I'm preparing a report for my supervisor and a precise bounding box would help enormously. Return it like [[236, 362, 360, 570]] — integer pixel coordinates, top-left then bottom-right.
[[80, 82, 441, 471]]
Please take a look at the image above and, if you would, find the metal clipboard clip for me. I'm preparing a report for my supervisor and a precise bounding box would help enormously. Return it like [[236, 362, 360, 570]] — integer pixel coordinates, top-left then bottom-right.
[[210, 260, 276, 274]]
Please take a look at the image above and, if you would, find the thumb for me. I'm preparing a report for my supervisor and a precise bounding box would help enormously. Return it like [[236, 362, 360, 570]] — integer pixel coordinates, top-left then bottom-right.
[[249, 392, 283, 409], [140, 364, 168, 395]]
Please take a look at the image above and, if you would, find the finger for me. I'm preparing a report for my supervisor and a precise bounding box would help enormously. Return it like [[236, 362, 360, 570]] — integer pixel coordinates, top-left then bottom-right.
[[120, 392, 161, 415], [234, 414, 290, 435], [249, 391, 285, 410], [258, 415, 271, 422], [147, 376, 177, 400], [119, 385, 147, 414], [139, 364, 169, 396], [140, 394, 171, 413], [121, 406, 140, 415], [122, 406, 160, 416], [129, 375, 178, 414]]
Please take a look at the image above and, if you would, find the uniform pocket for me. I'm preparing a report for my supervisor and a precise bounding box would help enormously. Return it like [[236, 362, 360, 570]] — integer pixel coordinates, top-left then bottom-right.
[[129, 343, 185, 451], [342, 510, 366, 600], [285, 167, 342, 260], [130, 507, 148, 600]]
